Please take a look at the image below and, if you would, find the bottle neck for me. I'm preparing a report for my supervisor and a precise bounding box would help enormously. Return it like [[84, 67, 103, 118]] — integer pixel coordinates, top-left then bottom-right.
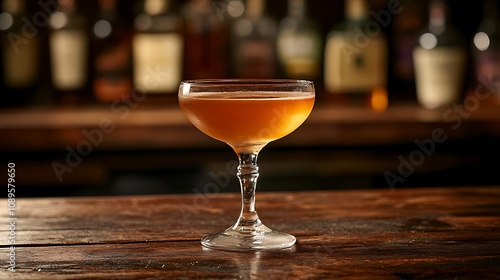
[[58, 0, 77, 13], [288, 0, 305, 18], [2, 0, 25, 15], [483, 0, 498, 19], [145, 0, 169, 15], [189, 0, 212, 14], [484, 0, 500, 30], [428, 0, 448, 34], [98, 0, 118, 20], [98, 0, 116, 11], [246, 0, 265, 18], [345, 0, 369, 21]]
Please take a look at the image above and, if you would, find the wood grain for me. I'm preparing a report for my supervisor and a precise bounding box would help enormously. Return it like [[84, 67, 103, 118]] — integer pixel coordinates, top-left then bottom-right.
[[0, 187, 499, 279]]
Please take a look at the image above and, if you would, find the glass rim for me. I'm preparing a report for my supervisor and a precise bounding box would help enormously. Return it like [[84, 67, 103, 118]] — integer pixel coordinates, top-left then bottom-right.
[[180, 79, 314, 87]]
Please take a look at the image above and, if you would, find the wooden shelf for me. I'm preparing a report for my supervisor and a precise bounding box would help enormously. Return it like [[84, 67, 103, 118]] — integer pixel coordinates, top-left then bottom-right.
[[1, 103, 500, 151], [2, 103, 500, 193]]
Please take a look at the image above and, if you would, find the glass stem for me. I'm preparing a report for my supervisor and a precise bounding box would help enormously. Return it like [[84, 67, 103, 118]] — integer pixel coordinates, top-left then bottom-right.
[[234, 152, 263, 231]]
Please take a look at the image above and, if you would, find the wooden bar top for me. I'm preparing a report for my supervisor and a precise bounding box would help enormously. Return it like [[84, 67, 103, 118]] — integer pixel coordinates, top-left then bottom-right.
[[1, 186, 499, 279]]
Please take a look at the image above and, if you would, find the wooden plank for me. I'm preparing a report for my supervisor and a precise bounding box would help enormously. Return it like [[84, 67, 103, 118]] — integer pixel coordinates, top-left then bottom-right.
[[0, 187, 498, 278], [0, 187, 499, 245], [0, 233, 498, 279]]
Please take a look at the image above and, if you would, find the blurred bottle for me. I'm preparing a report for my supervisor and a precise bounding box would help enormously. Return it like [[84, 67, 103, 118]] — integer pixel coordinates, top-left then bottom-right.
[[132, 0, 183, 96], [276, 0, 322, 80], [391, 0, 425, 84], [183, 0, 228, 79], [230, 0, 277, 78], [324, 0, 388, 111], [92, 0, 132, 103], [413, 0, 466, 109], [0, 0, 40, 106], [472, 0, 500, 106], [49, 0, 90, 104]]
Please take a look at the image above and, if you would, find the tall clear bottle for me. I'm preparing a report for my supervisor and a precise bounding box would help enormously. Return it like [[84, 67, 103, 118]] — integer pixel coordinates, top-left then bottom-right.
[[49, 0, 89, 104], [472, 0, 500, 106], [183, 0, 228, 79], [0, 0, 40, 106], [324, 0, 388, 111], [92, 0, 132, 103], [276, 0, 322, 80], [132, 0, 183, 97], [413, 0, 466, 109], [230, 0, 277, 78]]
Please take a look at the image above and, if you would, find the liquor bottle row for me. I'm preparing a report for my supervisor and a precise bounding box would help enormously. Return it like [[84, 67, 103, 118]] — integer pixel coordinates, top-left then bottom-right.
[[0, 0, 499, 109]]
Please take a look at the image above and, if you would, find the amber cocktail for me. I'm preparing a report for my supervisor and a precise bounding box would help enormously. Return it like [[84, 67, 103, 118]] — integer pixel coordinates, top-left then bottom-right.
[[179, 80, 315, 250]]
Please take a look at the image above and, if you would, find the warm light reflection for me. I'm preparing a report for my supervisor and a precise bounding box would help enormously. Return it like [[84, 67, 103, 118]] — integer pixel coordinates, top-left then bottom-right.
[[371, 87, 388, 112], [145, 0, 167, 15]]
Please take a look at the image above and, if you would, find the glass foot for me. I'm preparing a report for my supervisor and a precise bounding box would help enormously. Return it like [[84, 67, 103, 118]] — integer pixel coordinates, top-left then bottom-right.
[[201, 224, 296, 251]]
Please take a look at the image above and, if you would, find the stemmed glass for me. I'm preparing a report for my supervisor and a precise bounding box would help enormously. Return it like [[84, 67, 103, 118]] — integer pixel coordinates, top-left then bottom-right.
[[178, 79, 315, 250]]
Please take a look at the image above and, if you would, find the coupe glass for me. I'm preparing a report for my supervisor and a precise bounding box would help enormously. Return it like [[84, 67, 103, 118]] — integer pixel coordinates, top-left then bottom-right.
[[178, 79, 315, 250]]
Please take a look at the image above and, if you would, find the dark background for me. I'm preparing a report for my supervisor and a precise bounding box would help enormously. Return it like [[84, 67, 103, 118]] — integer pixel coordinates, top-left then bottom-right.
[[1, 0, 498, 198]]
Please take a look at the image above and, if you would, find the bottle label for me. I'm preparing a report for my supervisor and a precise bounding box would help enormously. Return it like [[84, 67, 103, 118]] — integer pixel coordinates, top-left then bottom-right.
[[278, 33, 317, 59], [94, 41, 132, 101], [49, 30, 89, 90], [277, 33, 320, 78], [324, 33, 387, 93], [2, 36, 39, 88], [413, 46, 466, 109], [132, 33, 183, 94]]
